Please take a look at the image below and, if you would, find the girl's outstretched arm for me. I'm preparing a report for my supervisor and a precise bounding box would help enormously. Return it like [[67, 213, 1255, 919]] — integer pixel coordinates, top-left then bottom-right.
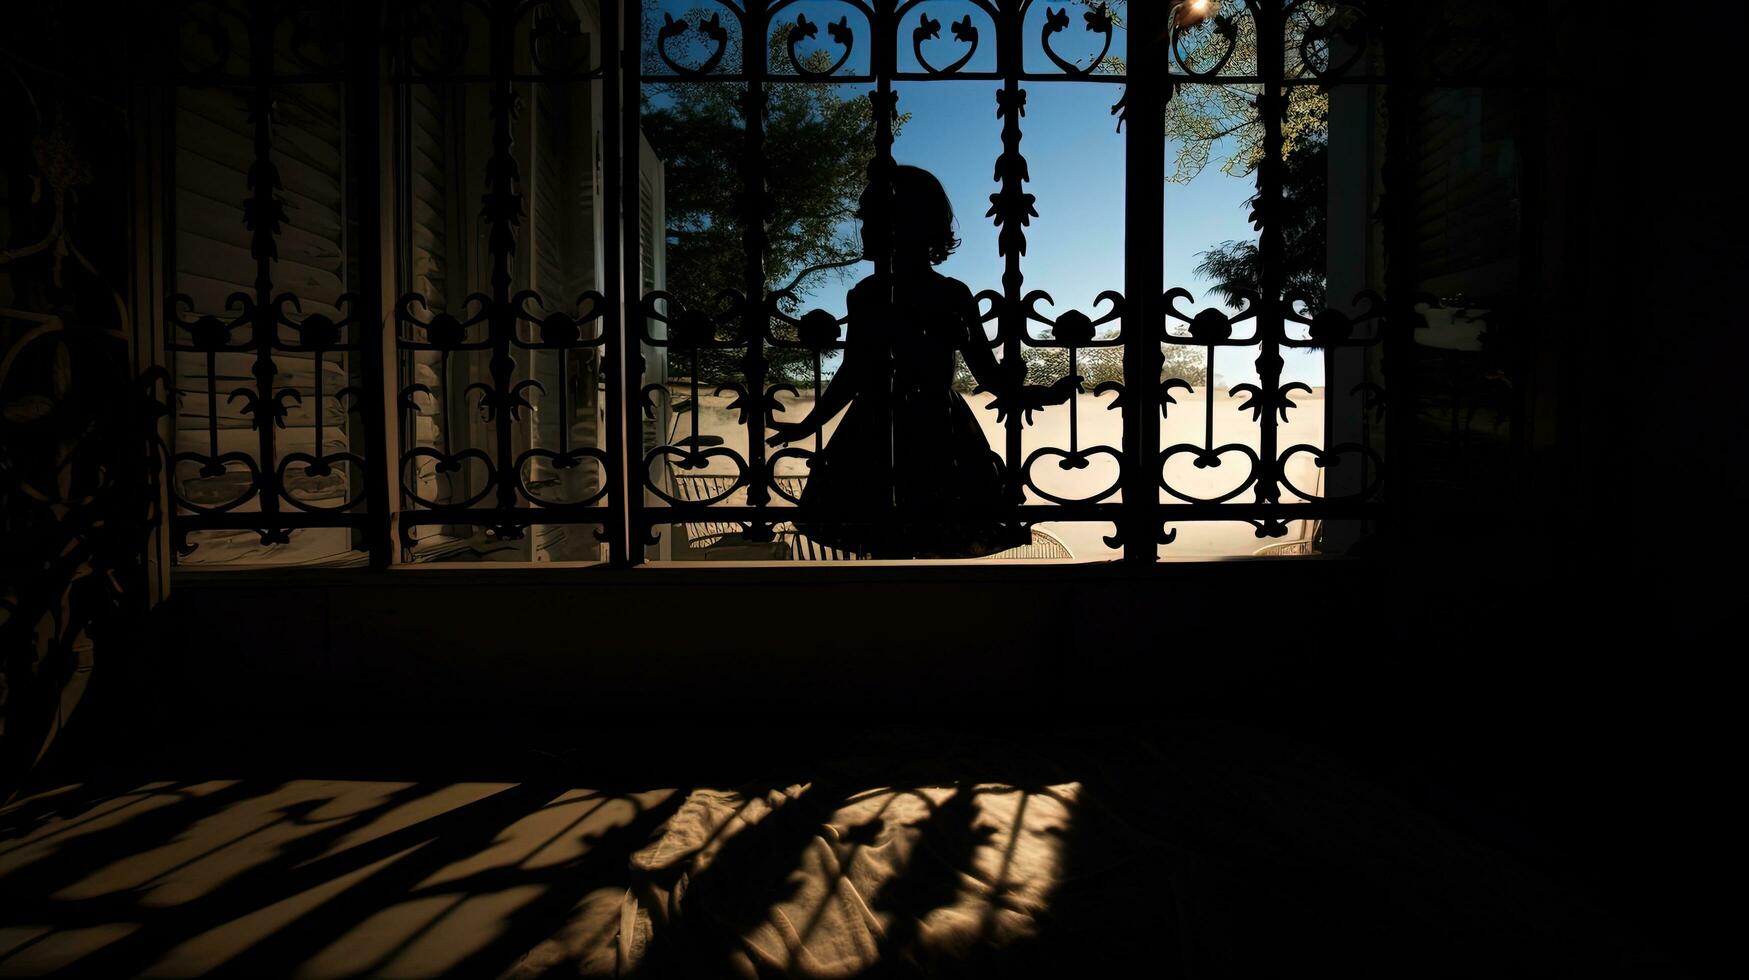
[[769, 283, 872, 445], [957, 283, 1013, 397]]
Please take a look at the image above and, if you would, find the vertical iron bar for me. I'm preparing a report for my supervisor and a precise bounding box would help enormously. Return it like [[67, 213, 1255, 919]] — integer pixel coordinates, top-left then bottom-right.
[[312, 354, 326, 456], [485, 0, 522, 533], [607, 0, 633, 563], [1068, 347, 1079, 454], [247, 5, 281, 535], [134, 51, 172, 597], [868, 1, 896, 530], [1382, 1, 1417, 552], [1510, 7, 1546, 543], [742, 5, 771, 512], [997, 2, 1025, 508], [1204, 344, 1215, 449], [1121, 2, 1164, 561], [350, 0, 394, 566], [557, 356, 570, 454], [1254, 1, 1285, 517], [205, 351, 220, 460]]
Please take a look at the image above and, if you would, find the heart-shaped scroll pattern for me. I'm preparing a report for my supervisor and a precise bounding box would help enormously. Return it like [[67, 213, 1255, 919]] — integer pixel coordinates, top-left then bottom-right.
[[655, 11, 730, 76], [515, 447, 611, 508], [785, 12, 856, 78], [401, 447, 496, 509], [642, 446, 747, 506], [913, 10, 981, 76], [172, 1, 250, 81], [277, 452, 367, 512], [1169, 6, 1245, 79], [1022, 446, 1122, 505], [1159, 443, 1261, 504], [766, 447, 816, 504], [172, 452, 261, 513], [397, 1, 481, 78], [1293, 3, 1373, 83], [1277, 442, 1384, 502], [1040, 2, 1117, 76], [526, 2, 600, 77]]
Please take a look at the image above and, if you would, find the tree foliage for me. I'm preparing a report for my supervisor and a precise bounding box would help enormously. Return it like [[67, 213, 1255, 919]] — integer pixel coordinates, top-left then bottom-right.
[[1069, 2, 1338, 310], [646, 3, 1343, 386], [1194, 111, 1327, 311], [956, 341, 1208, 393], [1077, 0, 1336, 183], [642, 15, 904, 384]]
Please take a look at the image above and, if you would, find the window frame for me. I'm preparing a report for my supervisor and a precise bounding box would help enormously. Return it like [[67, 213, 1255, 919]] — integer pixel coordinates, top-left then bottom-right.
[[149, 0, 1542, 576]]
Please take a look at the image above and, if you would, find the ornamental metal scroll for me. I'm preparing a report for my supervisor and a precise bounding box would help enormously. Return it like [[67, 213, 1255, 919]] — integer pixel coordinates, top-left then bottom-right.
[[397, 0, 609, 80], [156, 0, 1433, 565], [636, 290, 755, 508], [1038, 3, 1116, 77], [655, 11, 732, 76], [1160, 287, 1266, 508], [164, 0, 375, 557], [911, 10, 980, 75], [154, 0, 625, 562], [1016, 290, 1126, 507], [1277, 289, 1385, 503], [785, 13, 856, 78], [632, 0, 1395, 559], [384, 0, 622, 556], [763, 300, 848, 504]]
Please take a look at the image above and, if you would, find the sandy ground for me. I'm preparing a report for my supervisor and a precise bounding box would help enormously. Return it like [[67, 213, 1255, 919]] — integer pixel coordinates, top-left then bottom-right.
[[658, 387, 1335, 560]]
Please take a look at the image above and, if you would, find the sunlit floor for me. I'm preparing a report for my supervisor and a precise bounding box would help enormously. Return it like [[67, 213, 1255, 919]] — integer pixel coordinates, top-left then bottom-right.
[[0, 723, 1673, 978]]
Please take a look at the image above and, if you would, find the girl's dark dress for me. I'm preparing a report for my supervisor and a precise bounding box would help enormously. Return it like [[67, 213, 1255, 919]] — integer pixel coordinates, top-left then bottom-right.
[[795, 273, 1029, 559]]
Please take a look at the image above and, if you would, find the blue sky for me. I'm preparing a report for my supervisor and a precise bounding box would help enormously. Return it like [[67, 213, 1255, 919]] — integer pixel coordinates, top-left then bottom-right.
[[785, 80, 1325, 387], [645, 0, 1325, 387]]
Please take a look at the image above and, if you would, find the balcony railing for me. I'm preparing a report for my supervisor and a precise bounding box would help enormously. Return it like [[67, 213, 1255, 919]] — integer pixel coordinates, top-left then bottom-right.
[[156, 0, 1551, 568]]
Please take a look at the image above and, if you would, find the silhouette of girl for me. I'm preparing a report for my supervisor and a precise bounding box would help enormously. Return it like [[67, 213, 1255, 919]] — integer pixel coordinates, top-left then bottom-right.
[[768, 165, 1074, 558]]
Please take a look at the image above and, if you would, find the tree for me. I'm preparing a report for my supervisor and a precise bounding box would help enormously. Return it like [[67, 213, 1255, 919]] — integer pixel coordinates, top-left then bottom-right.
[[1075, 1, 1334, 181], [642, 15, 903, 385], [1076, 1, 1338, 309], [961, 342, 1208, 393], [1194, 111, 1327, 311]]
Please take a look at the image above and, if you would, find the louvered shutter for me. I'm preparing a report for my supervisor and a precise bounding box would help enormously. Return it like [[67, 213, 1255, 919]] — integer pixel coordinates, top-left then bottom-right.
[[1403, 85, 1522, 502], [171, 82, 353, 563], [1410, 87, 1519, 295], [638, 131, 669, 561], [402, 82, 459, 550], [526, 74, 606, 562], [638, 136, 666, 449]]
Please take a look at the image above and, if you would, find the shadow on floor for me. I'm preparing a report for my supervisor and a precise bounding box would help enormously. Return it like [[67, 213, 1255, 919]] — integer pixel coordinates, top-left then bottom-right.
[[0, 720, 1681, 978]]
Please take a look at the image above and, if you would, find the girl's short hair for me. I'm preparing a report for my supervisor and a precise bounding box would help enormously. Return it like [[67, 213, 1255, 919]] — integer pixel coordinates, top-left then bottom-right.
[[892, 164, 960, 265]]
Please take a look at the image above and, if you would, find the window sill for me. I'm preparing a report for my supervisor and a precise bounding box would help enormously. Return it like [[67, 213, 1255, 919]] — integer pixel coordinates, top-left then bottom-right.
[[168, 552, 1372, 590]]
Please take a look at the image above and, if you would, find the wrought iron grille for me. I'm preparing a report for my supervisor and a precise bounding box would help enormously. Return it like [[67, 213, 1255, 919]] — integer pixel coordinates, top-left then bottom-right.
[[629, 0, 1389, 563], [157, 0, 1551, 567]]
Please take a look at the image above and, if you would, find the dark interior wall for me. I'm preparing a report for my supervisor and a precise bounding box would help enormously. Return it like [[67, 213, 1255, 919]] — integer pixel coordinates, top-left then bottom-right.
[[1365, 4, 1743, 963], [0, 4, 163, 797], [162, 560, 1378, 724]]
